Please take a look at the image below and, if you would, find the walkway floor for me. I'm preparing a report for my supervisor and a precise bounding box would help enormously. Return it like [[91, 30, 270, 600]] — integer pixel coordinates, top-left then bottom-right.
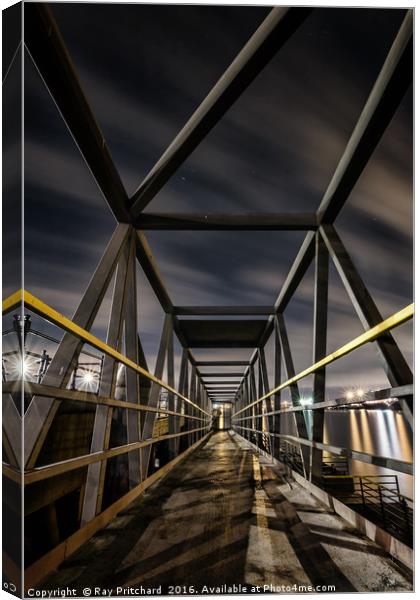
[[42, 431, 412, 594]]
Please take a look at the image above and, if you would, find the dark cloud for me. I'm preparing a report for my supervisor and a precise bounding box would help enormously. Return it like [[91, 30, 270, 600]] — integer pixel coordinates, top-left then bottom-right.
[[19, 4, 412, 392]]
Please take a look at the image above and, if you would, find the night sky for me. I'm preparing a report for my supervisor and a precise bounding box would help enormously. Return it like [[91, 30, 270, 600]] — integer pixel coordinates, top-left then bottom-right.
[[17, 3, 412, 397]]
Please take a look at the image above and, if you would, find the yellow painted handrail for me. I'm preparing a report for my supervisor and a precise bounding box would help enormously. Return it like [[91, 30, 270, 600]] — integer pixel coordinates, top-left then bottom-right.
[[2, 289, 211, 417], [233, 303, 413, 416]]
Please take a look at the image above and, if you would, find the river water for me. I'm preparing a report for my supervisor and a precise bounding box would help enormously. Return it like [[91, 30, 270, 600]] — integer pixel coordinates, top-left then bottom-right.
[[281, 409, 413, 498]]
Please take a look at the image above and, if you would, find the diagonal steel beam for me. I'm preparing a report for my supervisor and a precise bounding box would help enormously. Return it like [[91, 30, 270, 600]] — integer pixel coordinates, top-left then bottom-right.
[[317, 10, 413, 224], [130, 7, 313, 216], [24, 3, 131, 222], [320, 224, 413, 427], [2, 393, 22, 468], [252, 232, 316, 351], [135, 231, 173, 313], [24, 223, 131, 468]]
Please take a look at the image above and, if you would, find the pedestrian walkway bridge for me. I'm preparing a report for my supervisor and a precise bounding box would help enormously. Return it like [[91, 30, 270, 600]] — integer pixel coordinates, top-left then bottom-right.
[[30, 433, 414, 594], [2, 3, 413, 595]]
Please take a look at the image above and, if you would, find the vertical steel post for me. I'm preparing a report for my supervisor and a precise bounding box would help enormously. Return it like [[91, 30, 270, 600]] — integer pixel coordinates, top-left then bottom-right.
[[273, 323, 282, 459], [125, 233, 142, 488], [167, 318, 176, 459], [82, 235, 131, 523], [140, 314, 171, 479], [276, 314, 310, 478], [311, 232, 329, 483]]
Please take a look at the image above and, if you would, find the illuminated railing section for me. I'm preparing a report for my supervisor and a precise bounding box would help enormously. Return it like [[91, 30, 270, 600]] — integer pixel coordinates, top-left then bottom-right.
[[232, 303, 414, 480], [2, 289, 212, 486], [233, 303, 413, 417]]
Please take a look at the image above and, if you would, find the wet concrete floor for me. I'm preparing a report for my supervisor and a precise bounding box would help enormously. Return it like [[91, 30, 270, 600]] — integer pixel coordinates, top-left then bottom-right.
[[42, 431, 412, 593]]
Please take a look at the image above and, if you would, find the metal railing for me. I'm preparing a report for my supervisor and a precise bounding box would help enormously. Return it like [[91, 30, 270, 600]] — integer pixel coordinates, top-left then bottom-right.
[[274, 441, 412, 545], [233, 304, 413, 419], [279, 441, 305, 476], [232, 303, 414, 479], [2, 289, 212, 485], [322, 474, 413, 545], [322, 455, 349, 476]]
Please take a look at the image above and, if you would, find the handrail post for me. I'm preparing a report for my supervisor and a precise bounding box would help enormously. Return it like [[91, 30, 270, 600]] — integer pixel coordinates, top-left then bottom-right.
[[378, 485, 387, 527], [360, 477, 365, 509]]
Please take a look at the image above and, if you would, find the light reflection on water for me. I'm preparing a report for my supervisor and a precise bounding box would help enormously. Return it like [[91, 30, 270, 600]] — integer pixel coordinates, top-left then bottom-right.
[[280, 409, 413, 498], [325, 410, 413, 498]]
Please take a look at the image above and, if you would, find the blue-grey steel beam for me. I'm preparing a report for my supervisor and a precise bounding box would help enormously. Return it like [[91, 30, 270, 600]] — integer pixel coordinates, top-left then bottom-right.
[[311, 232, 329, 483], [275, 314, 310, 478], [24, 3, 131, 222], [320, 224, 413, 428], [129, 7, 312, 216], [82, 233, 131, 524], [135, 231, 173, 313], [140, 315, 172, 479], [125, 234, 142, 488], [134, 213, 318, 230], [24, 224, 131, 468], [317, 11, 413, 224], [195, 361, 250, 366], [173, 306, 274, 316], [167, 317, 176, 459]]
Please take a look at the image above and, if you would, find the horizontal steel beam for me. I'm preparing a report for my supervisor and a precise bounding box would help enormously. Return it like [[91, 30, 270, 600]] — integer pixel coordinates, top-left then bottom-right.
[[203, 380, 241, 385], [134, 213, 318, 230], [129, 7, 312, 216], [211, 399, 234, 402], [207, 390, 239, 393], [173, 306, 275, 316], [199, 372, 244, 377], [195, 361, 250, 366]]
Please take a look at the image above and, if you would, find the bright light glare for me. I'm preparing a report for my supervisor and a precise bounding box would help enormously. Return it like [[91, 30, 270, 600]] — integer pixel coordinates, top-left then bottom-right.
[[300, 396, 313, 406], [356, 388, 364, 398], [82, 371, 95, 384], [12, 356, 35, 380], [346, 391, 354, 401]]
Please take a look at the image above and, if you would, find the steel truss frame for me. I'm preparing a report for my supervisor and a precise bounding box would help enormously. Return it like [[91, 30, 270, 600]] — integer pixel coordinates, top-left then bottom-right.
[[2, 3, 413, 584]]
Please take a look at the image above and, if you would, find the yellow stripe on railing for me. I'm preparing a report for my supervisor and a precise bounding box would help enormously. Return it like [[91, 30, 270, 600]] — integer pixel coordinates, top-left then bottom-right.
[[233, 303, 413, 417], [2, 289, 211, 417]]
